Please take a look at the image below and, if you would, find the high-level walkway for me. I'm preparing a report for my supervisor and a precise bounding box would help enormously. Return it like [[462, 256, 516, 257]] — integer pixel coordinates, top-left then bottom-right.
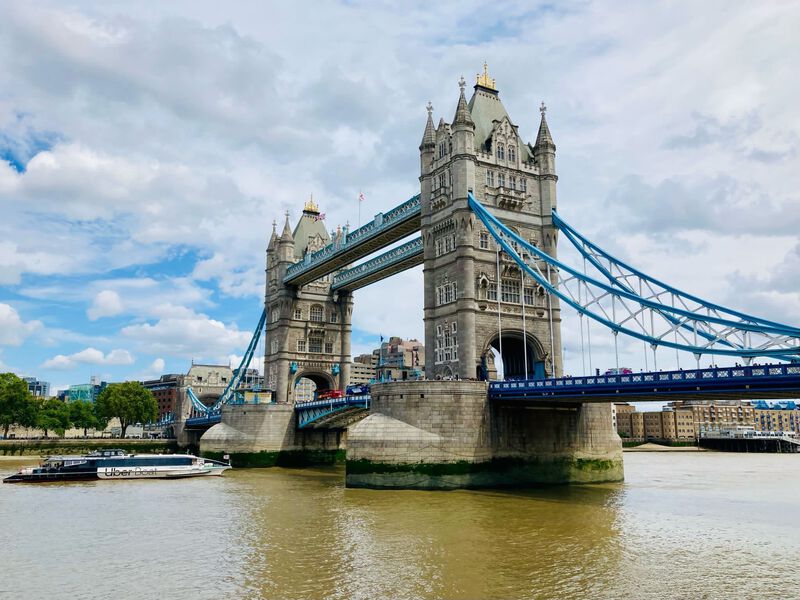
[[283, 195, 421, 287]]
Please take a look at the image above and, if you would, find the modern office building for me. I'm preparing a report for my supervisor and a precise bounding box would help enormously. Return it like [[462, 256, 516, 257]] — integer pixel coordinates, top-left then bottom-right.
[[23, 377, 50, 397]]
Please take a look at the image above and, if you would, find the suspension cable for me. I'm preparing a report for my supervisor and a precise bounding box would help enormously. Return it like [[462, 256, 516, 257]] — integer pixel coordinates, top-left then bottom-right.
[[521, 264, 528, 379], [496, 244, 503, 379], [583, 255, 593, 375], [547, 262, 556, 378]]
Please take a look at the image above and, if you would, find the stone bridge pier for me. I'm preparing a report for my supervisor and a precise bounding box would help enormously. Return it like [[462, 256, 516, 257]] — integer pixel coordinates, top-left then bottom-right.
[[346, 380, 622, 489]]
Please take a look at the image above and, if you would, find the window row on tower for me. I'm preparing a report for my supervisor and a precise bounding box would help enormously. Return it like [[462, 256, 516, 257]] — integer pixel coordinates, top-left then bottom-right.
[[485, 279, 539, 305], [296, 338, 334, 354], [435, 169, 451, 191], [434, 321, 458, 363], [486, 170, 527, 192], [436, 281, 457, 306], [290, 305, 339, 323], [495, 143, 516, 162], [435, 234, 456, 257]]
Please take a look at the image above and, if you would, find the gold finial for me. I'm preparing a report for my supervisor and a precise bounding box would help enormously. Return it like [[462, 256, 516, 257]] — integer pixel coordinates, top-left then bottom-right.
[[476, 62, 496, 91], [303, 193, 319, 214]]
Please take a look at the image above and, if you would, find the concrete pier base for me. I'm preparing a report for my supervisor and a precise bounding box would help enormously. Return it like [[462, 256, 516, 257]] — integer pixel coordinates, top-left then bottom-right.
[[199, 403, 345, 467], [346, 381, 623, 489]]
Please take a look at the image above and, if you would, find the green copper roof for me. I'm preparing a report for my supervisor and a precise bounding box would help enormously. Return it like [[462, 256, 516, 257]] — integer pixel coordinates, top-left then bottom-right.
[[292, 211, 330, 260], [467, 87, 532, 162]]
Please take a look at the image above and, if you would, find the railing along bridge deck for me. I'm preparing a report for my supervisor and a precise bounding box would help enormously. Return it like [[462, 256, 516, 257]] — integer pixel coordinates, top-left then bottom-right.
[[489, 363, 800, 403], [284, 195, 421, 287]]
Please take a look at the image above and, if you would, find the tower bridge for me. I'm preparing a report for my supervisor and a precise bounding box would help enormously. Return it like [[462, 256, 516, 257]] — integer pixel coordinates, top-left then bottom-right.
[[187, 65, 800, 488]]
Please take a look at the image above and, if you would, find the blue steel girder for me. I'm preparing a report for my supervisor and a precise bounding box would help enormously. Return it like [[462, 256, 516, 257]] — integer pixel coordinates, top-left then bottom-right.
[[295, 395, 371, 428], [332, 237, 423, 291], [284, 195, 421, 287], [489, 363, 800, 403], [184, 412, 222, 430], [468, 193, 800, 360]]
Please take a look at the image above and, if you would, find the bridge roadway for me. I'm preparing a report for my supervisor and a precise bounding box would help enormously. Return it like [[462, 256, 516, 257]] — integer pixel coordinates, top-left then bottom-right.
[[489, 363, 800, 404], [284, 195, 421, 287], [184, 363, 800, 430]]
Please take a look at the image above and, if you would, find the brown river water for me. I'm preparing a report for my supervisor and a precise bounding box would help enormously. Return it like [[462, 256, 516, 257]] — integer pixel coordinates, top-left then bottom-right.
[[1, 452, 798, 600]]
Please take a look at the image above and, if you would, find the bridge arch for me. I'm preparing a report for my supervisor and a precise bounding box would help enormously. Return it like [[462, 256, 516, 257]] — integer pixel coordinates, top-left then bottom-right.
[[482, 330, 547, 380], [291, 370, 336, 403]]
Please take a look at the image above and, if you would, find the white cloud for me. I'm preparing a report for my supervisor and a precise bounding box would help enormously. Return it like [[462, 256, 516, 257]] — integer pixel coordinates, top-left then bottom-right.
[[2, 1, 800, 381], [41, 347, 135, 370], [121, 308, 251, 361], [0, 303, 42, 345], [133, 357, 167, 381], [87, 289, 123, 320]]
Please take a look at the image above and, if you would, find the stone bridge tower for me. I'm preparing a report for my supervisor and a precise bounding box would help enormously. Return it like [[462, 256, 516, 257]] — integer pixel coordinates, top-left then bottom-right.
[[264, 199, 353, 403], [420, 65, 563, 381]]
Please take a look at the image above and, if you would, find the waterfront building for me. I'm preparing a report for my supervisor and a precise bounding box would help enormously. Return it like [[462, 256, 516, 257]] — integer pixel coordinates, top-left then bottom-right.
[[67, 377, 107, 403], [294, 377, 316, 403], [668, 399, 755, 437], [23, 377, 50, 397], [236, 367, 263, 390], [752, 401, 800, 434], [614, 399, 796, 442], [350, 358, 375, 385], [375, 336, 425, 381], [142, 374, 182, 421]]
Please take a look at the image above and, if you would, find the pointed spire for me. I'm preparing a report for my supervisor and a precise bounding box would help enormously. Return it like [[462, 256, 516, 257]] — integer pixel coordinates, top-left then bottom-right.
[[453, 76, 474, 128], [534, 101, 555, 151], [268, 219, 278, 249], [281, 210, 293, 241], [419, 101, 435, 150]]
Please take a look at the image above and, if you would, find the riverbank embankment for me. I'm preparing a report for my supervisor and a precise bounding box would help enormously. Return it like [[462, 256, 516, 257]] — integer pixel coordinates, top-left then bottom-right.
[[0, 439, 179, 457]]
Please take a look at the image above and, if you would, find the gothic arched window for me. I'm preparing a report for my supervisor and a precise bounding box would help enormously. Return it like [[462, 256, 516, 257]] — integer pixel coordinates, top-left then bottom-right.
[[508, 145, 516, 162], [497, 144, 505, 160]]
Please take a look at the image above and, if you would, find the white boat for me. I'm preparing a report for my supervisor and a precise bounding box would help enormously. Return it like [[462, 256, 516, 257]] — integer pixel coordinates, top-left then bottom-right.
[[4, 449, 231, 483]]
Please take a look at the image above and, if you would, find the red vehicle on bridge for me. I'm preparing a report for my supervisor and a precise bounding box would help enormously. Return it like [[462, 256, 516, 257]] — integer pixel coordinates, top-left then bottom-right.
[[316, 389, 344, 401]]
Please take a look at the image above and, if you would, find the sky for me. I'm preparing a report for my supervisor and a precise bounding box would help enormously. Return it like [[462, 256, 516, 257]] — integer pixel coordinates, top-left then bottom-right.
[[1, 0, 799, 394]]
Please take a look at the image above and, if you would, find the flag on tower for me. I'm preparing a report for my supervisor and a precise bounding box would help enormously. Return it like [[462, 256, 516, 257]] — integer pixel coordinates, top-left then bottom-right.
[[358, 191, 365, 202]]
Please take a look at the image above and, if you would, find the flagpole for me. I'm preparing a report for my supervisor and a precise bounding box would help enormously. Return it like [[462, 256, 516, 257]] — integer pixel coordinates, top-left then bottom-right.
[[358, 190, 364, 228]]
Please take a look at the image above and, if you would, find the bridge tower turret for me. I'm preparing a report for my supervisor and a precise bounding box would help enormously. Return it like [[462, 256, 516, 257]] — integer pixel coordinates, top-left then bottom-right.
[[264, 200, 353, 403], [420, 65, 563, 380]]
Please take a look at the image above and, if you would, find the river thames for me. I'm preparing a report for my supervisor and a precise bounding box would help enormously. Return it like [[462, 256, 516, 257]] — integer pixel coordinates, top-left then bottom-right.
[[1, 452, 798, 599]]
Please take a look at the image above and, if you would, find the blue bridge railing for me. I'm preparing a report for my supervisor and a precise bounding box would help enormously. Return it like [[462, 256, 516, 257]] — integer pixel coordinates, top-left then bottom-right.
[[284, 195, 420, 284], [295, 395, 371, 428], [332, 237, 423, 290], [489, 363, 800, 402], [184, 412, 222, 428]]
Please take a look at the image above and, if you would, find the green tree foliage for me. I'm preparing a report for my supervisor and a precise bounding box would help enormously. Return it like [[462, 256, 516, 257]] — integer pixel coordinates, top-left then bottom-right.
[[0, 372, 38, 438], [69, 400, 105, 437], [37, 398, 72, 437], [95, 382, 157, 438]]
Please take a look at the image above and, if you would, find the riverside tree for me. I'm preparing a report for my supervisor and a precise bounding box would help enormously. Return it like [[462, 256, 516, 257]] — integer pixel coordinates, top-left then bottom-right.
[[69, 400, 106, 437], [95, 382, 157, 438], [36, 398, 72, 437], [0, 372, 37, 438]]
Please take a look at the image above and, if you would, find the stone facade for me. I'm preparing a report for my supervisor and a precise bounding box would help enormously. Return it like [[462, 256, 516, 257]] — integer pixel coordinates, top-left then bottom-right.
[[264, 199, 354, 403], [419, 67, 562, 381]]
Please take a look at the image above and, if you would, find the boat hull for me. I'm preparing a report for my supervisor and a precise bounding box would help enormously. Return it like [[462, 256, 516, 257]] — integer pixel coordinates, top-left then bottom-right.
[[3, 451, 231, 483]]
